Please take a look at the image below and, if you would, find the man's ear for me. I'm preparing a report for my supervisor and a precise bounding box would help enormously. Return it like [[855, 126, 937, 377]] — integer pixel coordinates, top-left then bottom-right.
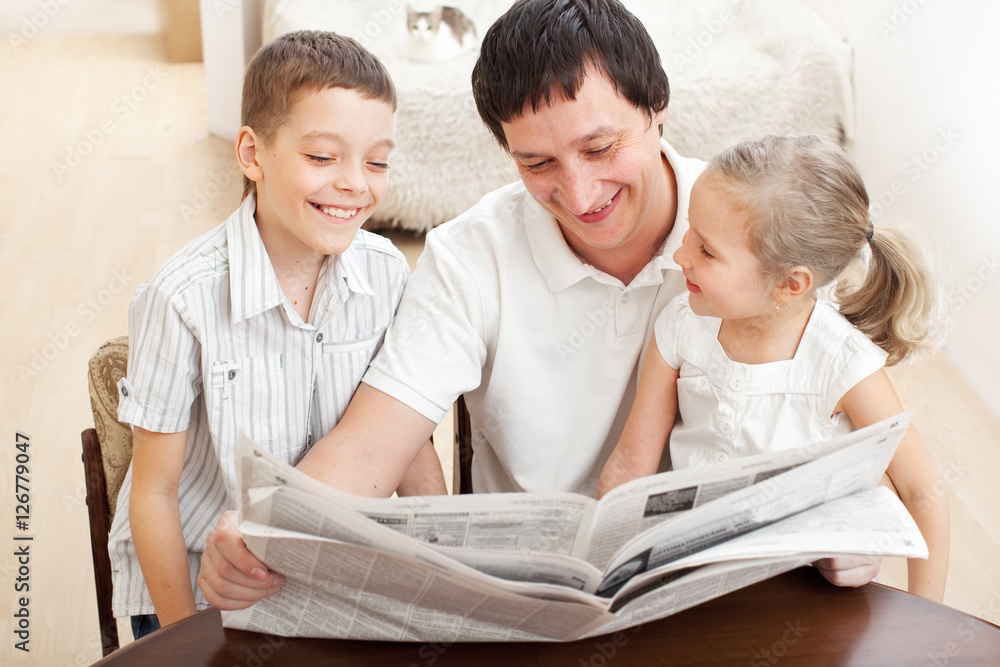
[[236, 126, 264, 184], [654, 106, 669, 137]]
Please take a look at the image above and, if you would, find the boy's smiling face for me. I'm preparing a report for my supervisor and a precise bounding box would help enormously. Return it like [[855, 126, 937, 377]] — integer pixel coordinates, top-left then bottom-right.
[[241, 86, 395, 260]]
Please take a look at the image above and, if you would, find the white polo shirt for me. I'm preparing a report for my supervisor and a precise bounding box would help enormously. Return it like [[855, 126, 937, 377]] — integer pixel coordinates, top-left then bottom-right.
[[364, 139, 706, 495]]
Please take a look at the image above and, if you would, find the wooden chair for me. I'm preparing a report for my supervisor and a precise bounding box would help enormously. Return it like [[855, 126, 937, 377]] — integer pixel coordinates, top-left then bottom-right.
[[82, 336, 133, 656], [453, 395, 474, 495]]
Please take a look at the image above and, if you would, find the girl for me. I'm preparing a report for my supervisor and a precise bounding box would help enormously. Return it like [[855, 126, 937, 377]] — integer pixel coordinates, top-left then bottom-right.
[[597, 135, 949, 601]]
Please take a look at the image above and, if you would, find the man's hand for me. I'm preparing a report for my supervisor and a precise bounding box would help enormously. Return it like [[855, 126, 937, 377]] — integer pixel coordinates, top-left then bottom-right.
[[197, 510, 283, 610], [814, 555, 881, 588]]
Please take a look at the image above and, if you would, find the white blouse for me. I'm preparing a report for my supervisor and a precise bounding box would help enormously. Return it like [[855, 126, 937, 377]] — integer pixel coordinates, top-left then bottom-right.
[[655, 293, 887, 470]]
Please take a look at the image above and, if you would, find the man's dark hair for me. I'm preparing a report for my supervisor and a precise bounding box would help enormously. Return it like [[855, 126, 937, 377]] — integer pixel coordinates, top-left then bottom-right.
[[471, 0, 669, 151]]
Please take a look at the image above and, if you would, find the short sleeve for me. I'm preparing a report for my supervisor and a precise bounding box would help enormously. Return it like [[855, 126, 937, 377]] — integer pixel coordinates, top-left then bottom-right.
[[117, 280, 201, 433], [653, 292, 691, 369], [825, 327, 888, 416], [362, 229, 488, 424]]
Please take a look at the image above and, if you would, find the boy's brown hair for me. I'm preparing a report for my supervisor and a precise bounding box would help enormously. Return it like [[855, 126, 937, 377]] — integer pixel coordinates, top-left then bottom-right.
[[241, 30, 397, 198]]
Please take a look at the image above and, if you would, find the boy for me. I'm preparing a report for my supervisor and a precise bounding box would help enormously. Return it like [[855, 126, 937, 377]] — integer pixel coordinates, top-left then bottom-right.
[[107, 31, 445, 638]]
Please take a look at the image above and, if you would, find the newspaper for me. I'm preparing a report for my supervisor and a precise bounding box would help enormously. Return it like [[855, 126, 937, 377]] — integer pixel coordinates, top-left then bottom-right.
[[222, 412, 927, 641]]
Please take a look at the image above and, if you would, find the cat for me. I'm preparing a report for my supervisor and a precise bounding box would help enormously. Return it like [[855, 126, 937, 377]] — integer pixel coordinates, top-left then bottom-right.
[[405, 5, 477, 63]]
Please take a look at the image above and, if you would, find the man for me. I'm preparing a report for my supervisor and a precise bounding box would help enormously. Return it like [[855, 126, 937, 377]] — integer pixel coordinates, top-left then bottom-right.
[[199, 0, 878, 609]]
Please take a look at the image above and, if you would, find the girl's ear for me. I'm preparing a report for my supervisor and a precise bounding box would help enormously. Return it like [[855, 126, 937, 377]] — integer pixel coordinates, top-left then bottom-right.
[[236, 126, 264, 184], [783, 266, 814, 298], [773, 266, 814, 306]]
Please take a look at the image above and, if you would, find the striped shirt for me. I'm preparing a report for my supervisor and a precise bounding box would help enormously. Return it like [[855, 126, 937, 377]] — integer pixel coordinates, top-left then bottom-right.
[[108, 195, 409, 616]]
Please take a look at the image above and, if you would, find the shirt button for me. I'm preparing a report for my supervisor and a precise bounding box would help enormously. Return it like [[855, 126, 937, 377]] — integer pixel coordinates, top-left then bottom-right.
[[719, 421, 734, 435], [729, 377, 744, 391], [316, 332, 324, 343], [621, 293, 631, 304], [227, 369, 238, 381], [714, 451, 729, 463], [120, 386, 129, 397]]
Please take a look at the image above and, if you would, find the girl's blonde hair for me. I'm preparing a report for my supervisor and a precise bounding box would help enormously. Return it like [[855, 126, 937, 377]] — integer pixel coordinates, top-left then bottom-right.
[[707, 135, 939, 365]]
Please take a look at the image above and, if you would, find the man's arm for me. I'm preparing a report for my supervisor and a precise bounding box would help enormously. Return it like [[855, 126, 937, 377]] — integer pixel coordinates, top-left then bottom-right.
[[296, 383, 439, 494], [397, 440, 449, 496], [199, 383, 438, 608]]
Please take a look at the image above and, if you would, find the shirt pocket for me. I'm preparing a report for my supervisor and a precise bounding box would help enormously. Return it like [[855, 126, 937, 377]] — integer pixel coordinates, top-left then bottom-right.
[[320, 328, 386, 423], [208, 354, 287, 450]]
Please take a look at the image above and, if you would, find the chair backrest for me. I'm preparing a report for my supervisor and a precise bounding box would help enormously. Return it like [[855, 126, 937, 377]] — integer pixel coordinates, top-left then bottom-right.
[[453, 395, 474, 495], [82, 335, 132, 655], [87, 335, 133, 518]]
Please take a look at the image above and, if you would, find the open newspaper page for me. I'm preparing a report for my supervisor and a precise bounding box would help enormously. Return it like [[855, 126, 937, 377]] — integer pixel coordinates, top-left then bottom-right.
[[581, 486, 926, 636], [592, 413, 914, 597], [223, 483, 613, 640], [222, 412, 924, 641]]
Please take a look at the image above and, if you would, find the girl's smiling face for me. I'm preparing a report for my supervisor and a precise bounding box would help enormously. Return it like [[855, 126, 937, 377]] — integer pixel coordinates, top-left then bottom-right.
[[672, 173, 779, 321]]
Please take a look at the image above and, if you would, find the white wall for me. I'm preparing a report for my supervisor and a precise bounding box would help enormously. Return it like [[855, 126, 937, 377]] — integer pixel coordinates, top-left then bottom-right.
[[831, 0, 1000, 412], [0, 0, 160, 33]]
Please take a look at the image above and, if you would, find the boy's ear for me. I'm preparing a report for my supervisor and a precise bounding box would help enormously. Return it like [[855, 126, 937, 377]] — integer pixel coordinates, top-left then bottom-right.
[[236, 126, 264, 184]]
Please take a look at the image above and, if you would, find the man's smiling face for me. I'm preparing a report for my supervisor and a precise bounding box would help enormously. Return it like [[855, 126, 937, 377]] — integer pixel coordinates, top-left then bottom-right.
[[501, 70, 672, 270]]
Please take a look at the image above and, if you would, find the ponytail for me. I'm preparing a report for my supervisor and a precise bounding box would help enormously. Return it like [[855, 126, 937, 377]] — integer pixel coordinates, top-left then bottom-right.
[[834, 222, 942, 366]]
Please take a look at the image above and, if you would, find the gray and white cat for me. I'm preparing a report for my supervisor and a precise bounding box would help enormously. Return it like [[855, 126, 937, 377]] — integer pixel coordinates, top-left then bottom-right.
[[405, 5, 477, 62]]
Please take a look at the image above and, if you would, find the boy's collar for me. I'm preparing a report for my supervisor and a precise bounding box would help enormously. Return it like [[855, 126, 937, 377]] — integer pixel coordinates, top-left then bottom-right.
[[227, 194, 286, 323], [228, 196, 377, 324], [330, 237, 376, 298]]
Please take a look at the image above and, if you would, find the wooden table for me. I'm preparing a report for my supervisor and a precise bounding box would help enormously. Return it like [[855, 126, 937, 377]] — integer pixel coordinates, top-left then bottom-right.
[[95, 568, 1000, 666]]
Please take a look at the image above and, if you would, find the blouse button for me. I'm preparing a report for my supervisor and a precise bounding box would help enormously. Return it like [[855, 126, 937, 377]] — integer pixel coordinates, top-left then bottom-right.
[[729, 377, 744, 391], [719, 421, 734, 435], [227, 369, 237, 381], [120, 385, 129, 397], [316, 332, 324, 343], [714, 451, 729, 463]]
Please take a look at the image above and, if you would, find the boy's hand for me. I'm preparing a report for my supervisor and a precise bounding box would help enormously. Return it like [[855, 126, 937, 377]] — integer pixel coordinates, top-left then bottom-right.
[[198, 510, 283, 609], [813, 555, 881, 587]]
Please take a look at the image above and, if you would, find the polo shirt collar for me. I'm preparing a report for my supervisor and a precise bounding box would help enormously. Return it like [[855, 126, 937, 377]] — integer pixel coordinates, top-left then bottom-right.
[[525, 138, 701, 293]]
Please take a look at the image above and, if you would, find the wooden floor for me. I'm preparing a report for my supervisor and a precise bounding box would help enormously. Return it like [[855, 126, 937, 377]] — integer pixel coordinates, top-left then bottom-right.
[[0, 34, 996, 666]]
